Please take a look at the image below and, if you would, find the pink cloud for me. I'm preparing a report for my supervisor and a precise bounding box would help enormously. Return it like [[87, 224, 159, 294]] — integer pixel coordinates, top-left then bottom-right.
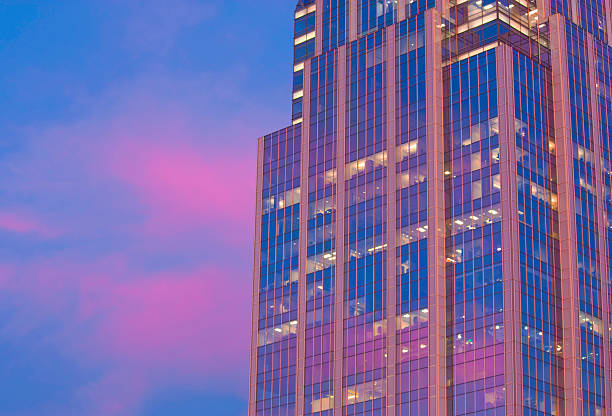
[[2, 258, 249, 365], [0, 211, 55, 236], [0, 256, 251, 413], [12, 95, 258, 246], [107, 141, 254, 230], [78, 110, 258, 245], [0, 74, 261, 414], [82, 267, 248, 370]]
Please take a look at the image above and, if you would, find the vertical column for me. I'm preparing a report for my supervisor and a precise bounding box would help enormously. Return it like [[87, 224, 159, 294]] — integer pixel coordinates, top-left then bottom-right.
[[397, 0, 406, 21], [316, 0, 324, 55], [424, 8, 446, 416], [537, 0, 551, 21], [385, 22, 398, 416], [333, 44, 347, 416], [496, 43, 522, 416], [570, 0, 579, 26], [349, 0, 358, 41], [249, 137, 265, 416], [604, 0, 612, 47], [587, 33, 612, 413], [297, 60, 313, 416], [549, 14, 582, 415], [436, 0, 450, 15]]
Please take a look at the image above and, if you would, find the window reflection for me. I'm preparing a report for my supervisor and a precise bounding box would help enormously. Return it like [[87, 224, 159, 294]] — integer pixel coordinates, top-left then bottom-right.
[[345, 150, 387, 181], [396, 308, 429, 330], [579, 312, 603, 336], [396, 164, 427, 189], [308, 195, 336, 219], [263, 187, 301, 215], [397, 222, 428, 246], [257, 320, 298, 346], [343, 379, 386, 405], [446, 205, 502, 239], [306, 251, 336, 273], [308, 394, 333, 412]]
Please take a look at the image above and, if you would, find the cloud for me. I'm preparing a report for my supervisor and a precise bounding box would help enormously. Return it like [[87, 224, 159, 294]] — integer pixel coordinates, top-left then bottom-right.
[[103, 123, 255, 239], [82, 267, 249, 369], [0, 93, 256, 412], [1, 79, 258, 249], [0, 21, 267, 414], [0, 255, 252, 415], [0, 211, 51, 235]]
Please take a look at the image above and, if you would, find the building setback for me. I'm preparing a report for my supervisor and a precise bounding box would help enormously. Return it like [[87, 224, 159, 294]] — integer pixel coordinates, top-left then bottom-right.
[[250, 1, 612, 415]]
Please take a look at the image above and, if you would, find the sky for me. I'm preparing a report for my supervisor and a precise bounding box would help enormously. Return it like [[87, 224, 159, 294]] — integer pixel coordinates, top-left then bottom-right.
[[0, 1, 296, 415]]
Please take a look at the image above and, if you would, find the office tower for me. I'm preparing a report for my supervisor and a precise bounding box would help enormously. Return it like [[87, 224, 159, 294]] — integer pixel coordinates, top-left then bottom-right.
[[249, 1, 612, 415]]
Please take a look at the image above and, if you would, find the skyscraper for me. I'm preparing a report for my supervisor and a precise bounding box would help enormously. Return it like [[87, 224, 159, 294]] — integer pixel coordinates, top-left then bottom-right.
[[249, 1, 612, 415]]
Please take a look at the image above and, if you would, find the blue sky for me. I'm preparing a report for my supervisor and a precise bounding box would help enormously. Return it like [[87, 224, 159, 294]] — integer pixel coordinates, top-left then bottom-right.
[[0, 1, 296, 415]]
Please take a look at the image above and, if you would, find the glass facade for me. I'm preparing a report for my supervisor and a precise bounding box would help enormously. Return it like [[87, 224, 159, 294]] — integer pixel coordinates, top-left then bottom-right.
[[251, 2, 612, 416], [323, 0, 346, 52], [358, 0, 394, 35], [444, 48, 505, 416], [343, 27, 388, 416], [395, 14, 430, 416], [257, 125, 302, 416], [595, 39, 612, 416], [576, 0, 608, 42], [513, 48, 563, 415], [565, 21, 605, 416], [305, 49, 338, 416]]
